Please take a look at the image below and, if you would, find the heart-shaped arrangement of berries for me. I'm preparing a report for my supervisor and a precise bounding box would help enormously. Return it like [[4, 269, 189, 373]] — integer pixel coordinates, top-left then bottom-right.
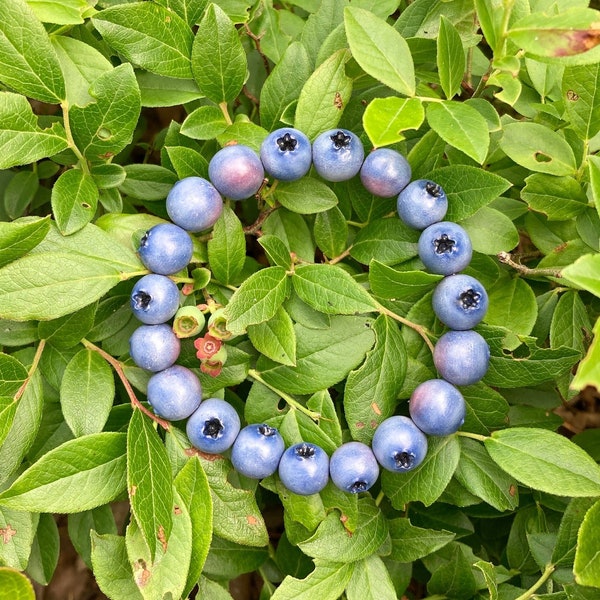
[[129, 127, 490, 496]]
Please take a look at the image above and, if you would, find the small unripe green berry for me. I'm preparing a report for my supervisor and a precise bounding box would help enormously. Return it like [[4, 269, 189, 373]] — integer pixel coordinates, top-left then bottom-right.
[[172, 306, 206, 338]]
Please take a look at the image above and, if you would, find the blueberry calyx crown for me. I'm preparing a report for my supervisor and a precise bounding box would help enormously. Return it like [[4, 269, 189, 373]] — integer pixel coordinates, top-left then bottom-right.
[[393, 451, 415, 469], [425, 181, 442, 197], [258, 424, 277, 437], [276, 132, 298, 152], [140, 231, 149, 247], [330, 130, 351, 149], [434, 233, 456, 254], [349, 480, 369, 493], [296, 443, 316, 458], [132, 291, 152, 311], [203, 417, 224, 439], [459, 288, 481, 309]]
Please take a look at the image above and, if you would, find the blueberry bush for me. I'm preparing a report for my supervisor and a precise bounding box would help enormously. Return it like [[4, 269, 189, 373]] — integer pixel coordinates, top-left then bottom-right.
[[1, 1, 600, 599]]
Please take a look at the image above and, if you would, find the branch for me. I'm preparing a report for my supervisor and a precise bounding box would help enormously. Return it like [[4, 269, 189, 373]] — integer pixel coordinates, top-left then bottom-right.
[[497, 252, 562, 278]]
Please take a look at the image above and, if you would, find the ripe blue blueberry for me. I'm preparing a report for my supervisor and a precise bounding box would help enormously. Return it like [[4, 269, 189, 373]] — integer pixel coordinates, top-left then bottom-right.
[[278, 442, 330, 496], [231, 423, 285, 479], [432, 274, 489, 330], [312, 129, 365, 182], [129, 324, 180, 372], [208, 144, 265, 200], [397, 179, 448, 230], [147, 365, 202, 421], [409, 378, 466, 436], [360, 148, 411, 198], [329, 441, 379, 494], [418, 221, 473, 275], [260, 127, 312, 181], [433, 330, 490, 386], [371, 415, 428, 473], [186, 398, 241, 454], [166, 176, 223, 233], [130, 274, 180, 325], [138, 222, 193, 276]]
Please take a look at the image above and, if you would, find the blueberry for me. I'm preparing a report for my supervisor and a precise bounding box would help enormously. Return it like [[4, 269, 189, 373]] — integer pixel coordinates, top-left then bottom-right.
[[397, 179, 448, 230], [260, 127, 312, 181], [433, 330, 490, 386], [130, 274, 180, 325], [278, 442, 330, 496], [147, 364, 202, 421], [371, 415, 428, 473], [129, 323, 180, 372], [231, 423, 285, 479], [138, 223, 193, 276], [409, 379, 466, 436], [418, 221, 473, 275], [359, 148, 411, 198], [312, 129, 365, 182], [208, 144, 264, 200], [166, 176, 223, 233], [186, 398, 241, 454], [432, 274, 489, 330], [329, 441, 379, 494]]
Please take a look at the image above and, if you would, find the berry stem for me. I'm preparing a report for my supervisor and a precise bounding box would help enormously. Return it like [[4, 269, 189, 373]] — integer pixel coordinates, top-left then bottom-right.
[[61, 100, 91, 176], [218, 101, 233, 126], [13, 339, 46, 403], [374, 301, 436, 355], [513, 563, 555, 600], [457, 431, 488, 443], [247, 369, 321, 421], [82, 339, 171, 431], [497, 252, 562, 278]]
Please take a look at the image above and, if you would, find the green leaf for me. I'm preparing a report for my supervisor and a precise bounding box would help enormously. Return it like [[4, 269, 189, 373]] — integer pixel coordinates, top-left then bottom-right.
[[427, 101, 490, 164], [455, 437, 519, 512], [0, 253, 125, 321], [207, 205, 246, 285], [314, 206, 348, 259], [0, 216, 50, 269], [486, 277, 537, 338], [550, 291, 590, 354], [382, 435, 460, 508], [26, 513, 59, 585], [0, 433, 127, 511], [299, 0, 345, 66], [127, 409, 173, 561], [563, 62, 600, 140], [461, 207, 519, 255], [120, 164, 177, 201], [293, 264, 377, 315], [574, 500, 600, 586], [0, 507, 38, 571], [363, 97, 425, 147], [137, 72, 203, 108], [563, 254, 600, 297], [260, 42, 312, 132], [263, 208, 315, 263], [0, 568, 35, 600], [271, 559, 354, 600], [344, 6, 415, 96], [0, 0, 65, 102], [552, 497, 597, 566], [299, 497, 388, 562], [571, 316, 600, 392], [521, 174, 588, 221], [437, 16, 465, 99], [27, 0, 87, 24], [427, 543, 479, 598], [388, 518, 455, 562], [51, 36, 113, 106], [294, 49, 353, 140], [180, 105, 228, 140], [369, 261, 442, 302], [275, 177, 338, 214], [462, 383, 509, 436], [256, 315, 375, 395], [346, 554, 397, 600], [92, 2, 193, 78], [258, 234, 292, 270], [4, 171, 39, 220], [0, 398, 17, 448], [174, 457, 212, 598], [155, 0, 209, 27], [344, 314, 406, 443], [51, 169, 99, 235], [500, 122, 577, 176], [67, 506, 117, 570], [225, 267, 291, 334], [70, 63, 141, 163], [485, 428, 600, 497], [91, 533, 143, 600], [60, 348, 114, 437], [350, 218, 419, 266], [508, 8, 600, 60], [248, 307, 297, 366], [0, 93, 68, 169], [192, 3, 246, 103]]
